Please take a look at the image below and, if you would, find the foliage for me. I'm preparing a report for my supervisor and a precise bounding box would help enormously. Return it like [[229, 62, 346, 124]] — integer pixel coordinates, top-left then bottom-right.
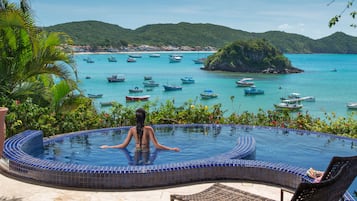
[[43, 21, 357, 53], [56, 100, 101, 134], [328, 0, 356, 28], [203, 39, 302, 73], [5, 98, 57, 136], [0, 0, 80, 110], [3, 97, 357, 139]]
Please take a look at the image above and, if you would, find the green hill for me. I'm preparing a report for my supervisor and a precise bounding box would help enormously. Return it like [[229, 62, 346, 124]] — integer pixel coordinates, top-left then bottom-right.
[[133, 22, 253, 47], [43, 20, 357, 53], [44, 21, 133, 47], [203, 39, 303, 73]]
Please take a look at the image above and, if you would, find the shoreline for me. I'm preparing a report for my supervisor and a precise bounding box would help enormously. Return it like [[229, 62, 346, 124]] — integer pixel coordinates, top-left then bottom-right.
[[74, 50, 216, 55]]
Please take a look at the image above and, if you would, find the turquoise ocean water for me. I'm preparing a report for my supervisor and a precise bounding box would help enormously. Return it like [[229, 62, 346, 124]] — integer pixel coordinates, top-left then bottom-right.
[[73, 53, 357, 197], [75, 52, 357, 118]]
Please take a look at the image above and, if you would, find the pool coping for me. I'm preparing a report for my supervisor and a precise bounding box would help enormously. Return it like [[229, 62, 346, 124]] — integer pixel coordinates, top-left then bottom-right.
[[1, 124, 355, 200]]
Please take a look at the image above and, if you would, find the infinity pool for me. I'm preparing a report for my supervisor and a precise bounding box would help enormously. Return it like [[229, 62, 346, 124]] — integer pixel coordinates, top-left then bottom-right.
[[4, 124, 357, 197], [37, 125, 357, 170]]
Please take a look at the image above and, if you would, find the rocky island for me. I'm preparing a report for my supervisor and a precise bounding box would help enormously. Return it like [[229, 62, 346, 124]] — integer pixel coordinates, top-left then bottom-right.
[[202, 39, 303, 74]]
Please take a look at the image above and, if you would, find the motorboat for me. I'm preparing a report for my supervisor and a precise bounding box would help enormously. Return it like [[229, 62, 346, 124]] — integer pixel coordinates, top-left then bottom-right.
[[144, 75, 152, 80], [236, 78, 255, 87], [127, 57, 136, 63], [281, 93, 315, 102], [149, 53, 160, 58], [347, 102, 357, 109], [244, 86, 264, 95], [107, 56, 117, 62], [274, 102, 303, 111], [100, 101, 114, 107], [107, 74, 125, 82], [282, 96, 316, 102], [200, 89, 218, 99], [288, 93, 301, 99], [126, 95, 150, 102], [87, 93, 103, 98], [163, 84, 183, 91], [129, 87, 143, 93], [128, 54, 142, 58], [181, 77, 195, 84], [143, 80, 159, 87], [86, 57, 94, 63], [169, 55, 182, 63]]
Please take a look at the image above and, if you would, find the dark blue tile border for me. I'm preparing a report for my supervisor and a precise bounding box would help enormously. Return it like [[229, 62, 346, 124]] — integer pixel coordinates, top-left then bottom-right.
[[1, 124, 355, 200]]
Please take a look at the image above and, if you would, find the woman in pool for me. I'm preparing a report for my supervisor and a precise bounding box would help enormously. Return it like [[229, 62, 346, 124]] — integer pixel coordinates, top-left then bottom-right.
[[100, 108, 180, 152]]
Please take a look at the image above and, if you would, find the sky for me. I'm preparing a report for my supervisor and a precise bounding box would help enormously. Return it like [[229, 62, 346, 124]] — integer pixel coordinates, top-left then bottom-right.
[[22, 0, 357, 39]]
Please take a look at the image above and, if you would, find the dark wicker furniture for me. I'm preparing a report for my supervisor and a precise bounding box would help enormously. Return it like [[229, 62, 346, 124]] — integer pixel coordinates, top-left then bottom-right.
[[171, 155, 357, 201]]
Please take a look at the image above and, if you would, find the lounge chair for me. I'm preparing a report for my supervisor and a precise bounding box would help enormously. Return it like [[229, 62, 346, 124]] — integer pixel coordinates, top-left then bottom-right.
[[170, 155, 357, 201]]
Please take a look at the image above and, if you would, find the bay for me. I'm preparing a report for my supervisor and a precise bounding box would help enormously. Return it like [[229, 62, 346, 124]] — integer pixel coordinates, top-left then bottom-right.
[[76, 52, 357, 118]]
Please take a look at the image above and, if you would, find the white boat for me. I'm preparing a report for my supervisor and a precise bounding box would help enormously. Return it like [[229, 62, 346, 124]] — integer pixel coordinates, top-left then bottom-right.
[[274, 102, 303, 111], [127, 57, 136, 63], [169, 54, 182, 63], [143, 80, 159, 87], [288, 92, 301, 99], [236, 78, 254, 87], [200, 89, 218, 99], [149, 53, 160, 58], [281, 93, 316, 102], [347, 102, 357, 109]]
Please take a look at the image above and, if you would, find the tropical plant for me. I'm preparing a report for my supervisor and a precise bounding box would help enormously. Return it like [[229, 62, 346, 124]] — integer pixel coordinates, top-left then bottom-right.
[[0, 0, 79, 109]]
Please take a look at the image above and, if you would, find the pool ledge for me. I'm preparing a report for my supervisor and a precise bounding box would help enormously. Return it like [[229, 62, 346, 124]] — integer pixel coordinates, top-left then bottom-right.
[[1, 127, 354, 200]]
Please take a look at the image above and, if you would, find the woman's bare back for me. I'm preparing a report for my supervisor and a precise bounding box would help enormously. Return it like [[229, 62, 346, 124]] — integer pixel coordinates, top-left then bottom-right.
[[132, 126, 153, 152]]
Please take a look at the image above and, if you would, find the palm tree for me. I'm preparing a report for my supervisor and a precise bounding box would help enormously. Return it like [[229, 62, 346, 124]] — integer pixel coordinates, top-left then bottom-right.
[[0, 0, 79, 110]]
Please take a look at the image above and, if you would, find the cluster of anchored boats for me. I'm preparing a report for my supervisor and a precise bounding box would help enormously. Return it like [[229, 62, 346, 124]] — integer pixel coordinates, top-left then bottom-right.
[[88, 75, 220, 107], [89, 74, 357, 111], [85, 53, 207, 64], [236, 78, 317, 112]]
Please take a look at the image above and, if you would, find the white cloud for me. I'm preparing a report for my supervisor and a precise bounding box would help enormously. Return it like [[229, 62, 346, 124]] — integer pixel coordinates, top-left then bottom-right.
[[278, 23, 292, 30], [277, 23, 306, 35]]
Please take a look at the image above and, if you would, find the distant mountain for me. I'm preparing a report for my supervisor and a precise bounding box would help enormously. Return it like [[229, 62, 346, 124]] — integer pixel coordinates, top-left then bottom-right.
[[43, 20, 357, 53], [313, 32, 357, 53], [44, 21, 133, 47]]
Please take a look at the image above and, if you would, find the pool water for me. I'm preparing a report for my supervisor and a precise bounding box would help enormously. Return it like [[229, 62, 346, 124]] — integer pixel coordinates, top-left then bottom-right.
[[39, 125, 230, 166], [36, 125, 357, 195]]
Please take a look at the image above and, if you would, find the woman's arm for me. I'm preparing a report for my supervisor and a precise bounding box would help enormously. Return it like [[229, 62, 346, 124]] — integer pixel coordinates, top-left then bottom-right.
[[100, 128, 133, 149], [148, 127, 180, 152]]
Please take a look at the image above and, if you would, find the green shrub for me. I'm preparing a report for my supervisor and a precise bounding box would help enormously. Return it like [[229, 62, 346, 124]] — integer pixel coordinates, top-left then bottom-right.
[[2, 98, 357, 138]]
